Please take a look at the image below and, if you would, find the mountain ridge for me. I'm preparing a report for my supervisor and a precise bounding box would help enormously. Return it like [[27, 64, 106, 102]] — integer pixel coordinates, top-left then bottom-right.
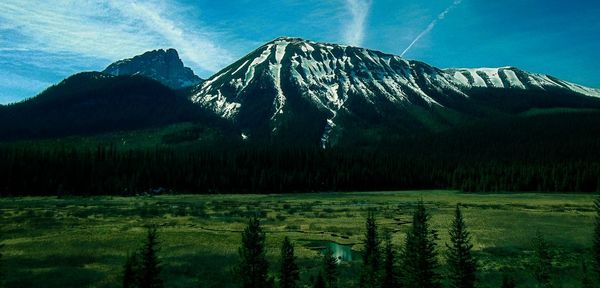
[[3, 37, 600, 146], [190, 36, 600, 146], [0, 72, 214, 140]]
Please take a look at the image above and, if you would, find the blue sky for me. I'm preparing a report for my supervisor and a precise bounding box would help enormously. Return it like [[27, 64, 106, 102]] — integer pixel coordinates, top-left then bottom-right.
[[1, 0, 599, 104]]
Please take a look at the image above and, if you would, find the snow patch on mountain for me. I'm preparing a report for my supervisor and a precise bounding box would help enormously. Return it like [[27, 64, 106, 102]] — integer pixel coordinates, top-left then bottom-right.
[[444, 67, 600, 98], [190, 37, 600, 145], [269, 40, 288, 118], [502, 69, 526, 89], [245, 45, 272, 87]]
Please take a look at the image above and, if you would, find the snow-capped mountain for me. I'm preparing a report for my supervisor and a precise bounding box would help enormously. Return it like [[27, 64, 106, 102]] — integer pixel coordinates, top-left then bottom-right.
[[103, 49, 203, 89], [445, 67, 600, 96], [190, 37, 600, 146]]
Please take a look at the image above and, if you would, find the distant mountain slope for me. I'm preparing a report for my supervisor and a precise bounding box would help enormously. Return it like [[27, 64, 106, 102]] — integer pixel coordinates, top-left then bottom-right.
[[191, 37, 600, 146], [103, 49, 203, 89], [0, 72, 219, 140]]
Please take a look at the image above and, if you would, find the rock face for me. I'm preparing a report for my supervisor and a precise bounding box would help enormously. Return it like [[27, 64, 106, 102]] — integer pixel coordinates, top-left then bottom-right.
[[103, 49, 203, 89], [190, 37, 600, 146]]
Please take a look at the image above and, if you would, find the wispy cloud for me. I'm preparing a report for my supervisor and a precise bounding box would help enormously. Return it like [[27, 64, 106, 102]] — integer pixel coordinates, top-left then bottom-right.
[[0, 72, 51, 91], [107, 1, 234, 72], [0, 0, 233, 74], [0, 71, 52, 104], [342, 0, 372, 47], [401, 0, 463, 57]]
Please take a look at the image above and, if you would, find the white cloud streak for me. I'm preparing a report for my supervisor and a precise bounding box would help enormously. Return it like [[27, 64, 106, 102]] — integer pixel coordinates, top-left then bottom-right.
[[401, 0, 463, 57], [0, 71, 52, 104], [0, 1, 233, 73], [0, 72, 51, 93], [342, 0, 372, 47]]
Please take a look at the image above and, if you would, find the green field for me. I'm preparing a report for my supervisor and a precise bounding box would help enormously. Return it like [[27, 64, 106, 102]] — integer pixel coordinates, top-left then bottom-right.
[[0, 191, 596, 287]]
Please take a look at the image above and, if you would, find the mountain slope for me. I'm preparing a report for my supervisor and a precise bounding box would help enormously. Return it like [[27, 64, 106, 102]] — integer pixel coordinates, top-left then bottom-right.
[[191, 37, 600, 146], [0, 72, 219, 140], [103, 49, 203, 89]]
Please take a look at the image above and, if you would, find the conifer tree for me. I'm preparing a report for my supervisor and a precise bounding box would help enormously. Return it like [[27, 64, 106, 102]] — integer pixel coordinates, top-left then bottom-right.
[[322, 248, 338, 288], [446, 204, 476, 288], [381, 230, 399, 288], [0, 231, 3, 288], [313, 271, 326, 288], [581, 260, 594, 288], [401, 200, 441, 288], [123, 252, 140, 288], [360, 210, 380, 288], [237, 217, 273, 288], [501, 274, 516, 288], [279, 237, 300, 288], [593, 196, 600, 281], [139, 226, 163, 288], [531, 231, 552, 288]]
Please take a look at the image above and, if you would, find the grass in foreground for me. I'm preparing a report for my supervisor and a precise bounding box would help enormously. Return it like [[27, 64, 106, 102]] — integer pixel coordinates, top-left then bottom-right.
[[0, 191, 595, 287]]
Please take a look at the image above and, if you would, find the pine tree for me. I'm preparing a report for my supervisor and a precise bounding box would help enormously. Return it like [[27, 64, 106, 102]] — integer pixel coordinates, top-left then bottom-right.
[[360, 210, 381, 288], [322, 248, 338, 288], [123, 252, 140, 288], [139, 226, 163, 288], [381, 230, 399, 288], [401, 200, 441, 288], [501, 274, 516, 288], [531, 231, 552, 288], [313, 271, 326, 288], [0, 230, 3, 288], [446, 204, 476, 288], [237, 217, 273, 288], [279, 237, 300, 288], [581, 260, 594, 288], [593, 196, 600, 281]]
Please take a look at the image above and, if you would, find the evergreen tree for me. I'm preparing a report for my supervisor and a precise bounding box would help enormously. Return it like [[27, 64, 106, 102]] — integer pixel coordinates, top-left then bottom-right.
[[139, 226, 163, 288], [593, 196, 600, 281], [581, 260, 594, 288], [446, 204, 476, 288], [313, 271, 326, 288], [237, 217, 273, 288], [322, 248, 338, 288], [3, 133, 600, 196], [401, 200, 441, 288], [360, 210, 381, 288], [123, 252, 140, 288], [381, 230, 399, 288], [531, 231, 552, 288], [0, 230, 3, 288], [500, 274, 516, 288], [279, 237, 300, 288]]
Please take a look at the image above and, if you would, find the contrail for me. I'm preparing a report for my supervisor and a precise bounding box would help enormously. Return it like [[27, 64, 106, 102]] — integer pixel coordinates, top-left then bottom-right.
[[401, 0, 463, 57]]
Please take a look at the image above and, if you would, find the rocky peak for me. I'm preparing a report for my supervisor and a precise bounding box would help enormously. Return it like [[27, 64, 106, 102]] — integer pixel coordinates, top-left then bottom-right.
[[103, 48, 203, 89]]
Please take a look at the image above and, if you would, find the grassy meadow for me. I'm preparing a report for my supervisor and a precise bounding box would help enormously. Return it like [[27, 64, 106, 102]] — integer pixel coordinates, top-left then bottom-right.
[[0, 191, 596, 287]]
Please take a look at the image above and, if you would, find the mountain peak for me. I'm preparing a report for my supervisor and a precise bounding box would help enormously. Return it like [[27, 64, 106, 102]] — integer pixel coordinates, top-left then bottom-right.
[[103, 48, 203, 89], [270, 36, 306, 43], [191, 37, 600, 146], [266, 37, 351, 50]]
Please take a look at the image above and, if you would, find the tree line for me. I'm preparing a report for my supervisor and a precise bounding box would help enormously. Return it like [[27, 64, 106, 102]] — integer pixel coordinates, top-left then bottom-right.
[[1, 145, 600, 196], [97, 197, 600, 288], [3, 109, 600, 195]]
